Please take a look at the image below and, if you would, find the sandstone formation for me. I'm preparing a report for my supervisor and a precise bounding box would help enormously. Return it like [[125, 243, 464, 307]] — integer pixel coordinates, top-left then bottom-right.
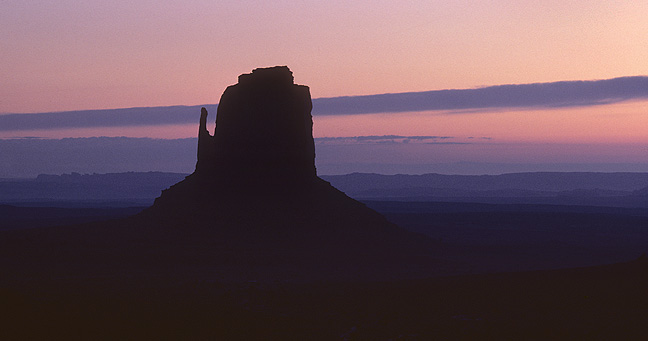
[[149, 66, 320, 208], [197, 66, 315, 180], [0, 66, 440, 282]]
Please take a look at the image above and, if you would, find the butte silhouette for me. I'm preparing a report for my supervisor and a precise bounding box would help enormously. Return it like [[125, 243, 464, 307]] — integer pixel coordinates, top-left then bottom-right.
[[1, 66, 439, 282]]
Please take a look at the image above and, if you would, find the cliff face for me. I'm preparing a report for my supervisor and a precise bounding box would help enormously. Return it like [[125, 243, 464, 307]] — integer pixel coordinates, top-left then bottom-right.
[[150, 66, 324, 210], [196, 66, 316, 182]]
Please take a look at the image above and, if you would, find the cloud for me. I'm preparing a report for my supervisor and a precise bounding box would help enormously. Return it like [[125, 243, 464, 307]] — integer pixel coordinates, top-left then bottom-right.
[[312, 76, 648, 115], [0, 76, 646, 131], [315, 135, 457, 144], [0, 105, 218, 131]]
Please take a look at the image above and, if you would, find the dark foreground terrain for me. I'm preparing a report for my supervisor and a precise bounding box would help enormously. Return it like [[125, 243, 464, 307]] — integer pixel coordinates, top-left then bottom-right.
[[4, 200, 647, 273], [2, 201, 647, 339], [2, 258, 647, 339]]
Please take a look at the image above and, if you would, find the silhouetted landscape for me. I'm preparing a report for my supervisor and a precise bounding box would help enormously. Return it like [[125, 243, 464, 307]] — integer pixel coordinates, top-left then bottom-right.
[[3, 170, 648, 207], [2, 67, 647, 339]]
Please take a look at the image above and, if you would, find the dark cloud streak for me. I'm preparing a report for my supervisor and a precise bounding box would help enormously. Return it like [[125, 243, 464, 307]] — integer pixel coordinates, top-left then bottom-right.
[[312, 76, 648, 115], [0, 105, 218, 131], [315, 135, 457, 144], [0, 76, 646, 131]]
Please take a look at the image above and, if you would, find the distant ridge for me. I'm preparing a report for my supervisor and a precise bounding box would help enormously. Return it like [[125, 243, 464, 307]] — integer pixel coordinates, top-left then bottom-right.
[[0, 172, 187, 205], [322, 172, 648, 208], [321, 172, 648, 193], [3, 171, 647, 208]]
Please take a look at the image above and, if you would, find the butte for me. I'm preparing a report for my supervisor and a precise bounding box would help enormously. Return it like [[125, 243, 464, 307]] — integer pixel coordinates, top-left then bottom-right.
[[0, 66, 440, 282]]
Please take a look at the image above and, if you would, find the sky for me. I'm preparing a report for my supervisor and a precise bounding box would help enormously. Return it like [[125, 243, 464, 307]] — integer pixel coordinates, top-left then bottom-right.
[[1, 1, 647, 176]]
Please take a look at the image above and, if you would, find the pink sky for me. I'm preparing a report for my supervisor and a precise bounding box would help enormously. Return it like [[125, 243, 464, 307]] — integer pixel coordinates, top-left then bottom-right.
[[3, 100, 647, 144], [2, 1, 647, 114], [313, 100, 648, 144], [1, 1, 647, 174]]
